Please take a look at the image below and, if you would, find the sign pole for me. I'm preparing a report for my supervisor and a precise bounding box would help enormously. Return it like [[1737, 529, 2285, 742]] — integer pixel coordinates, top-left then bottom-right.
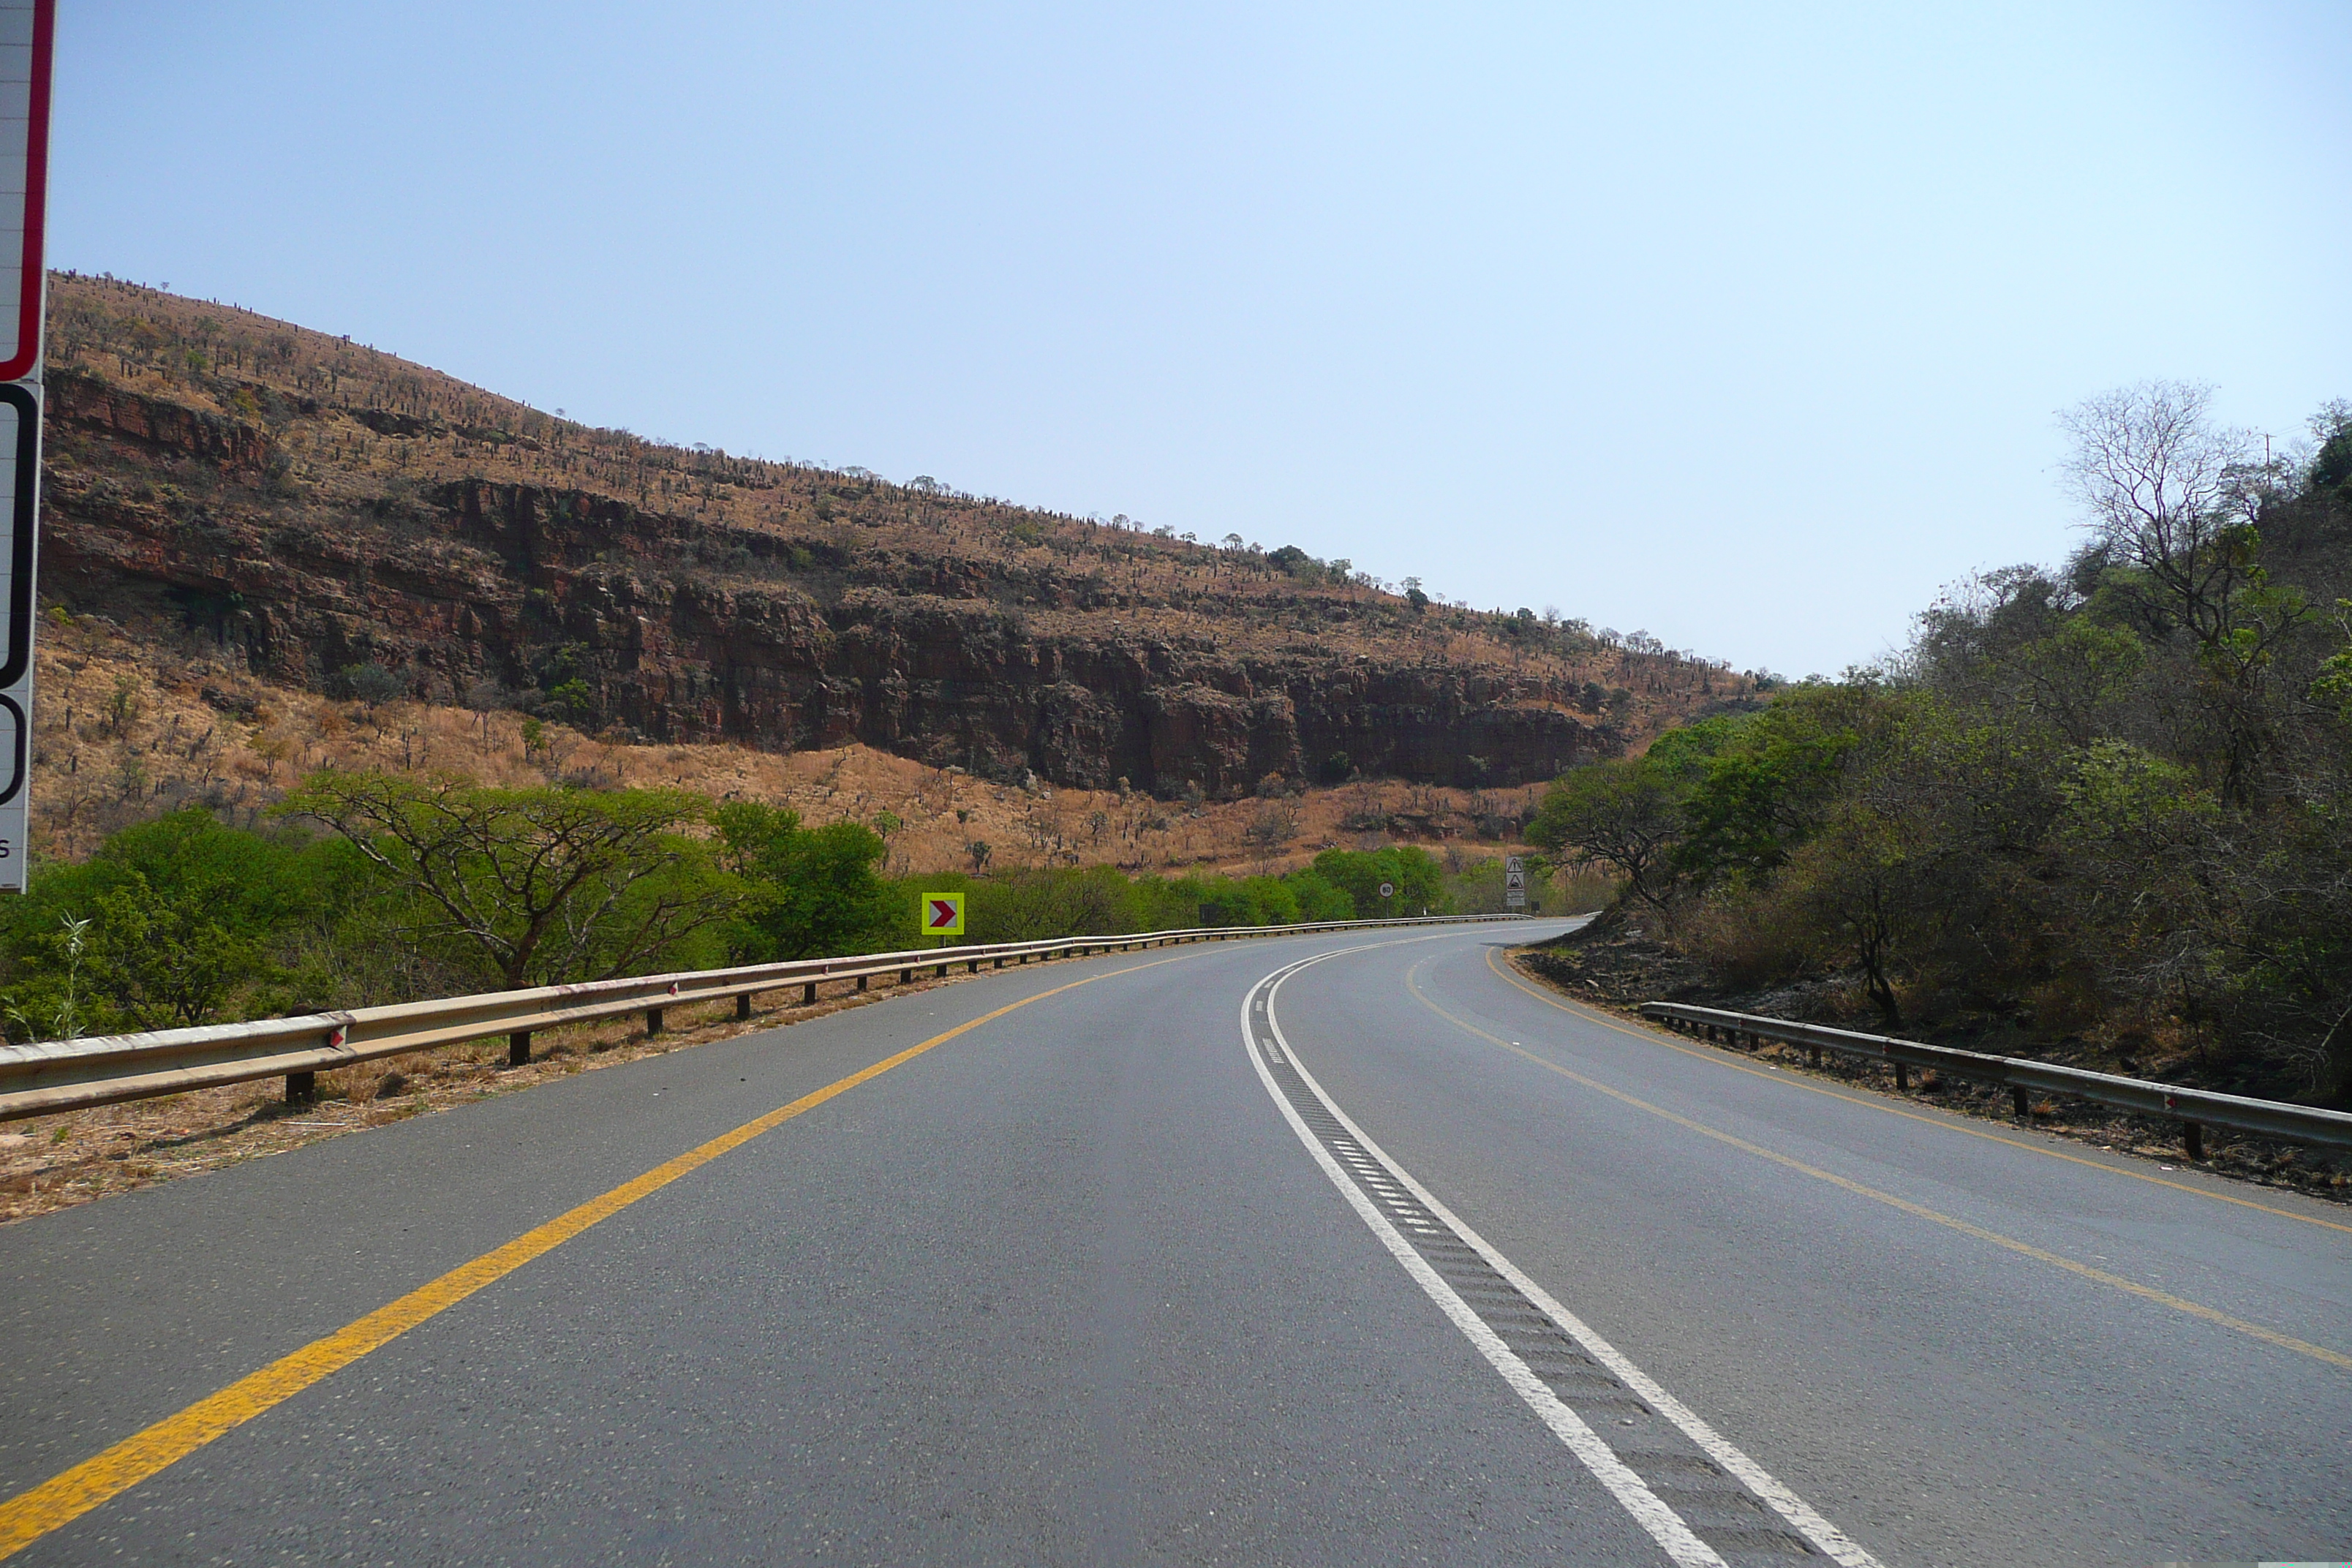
[[0, 0, 56, 891]]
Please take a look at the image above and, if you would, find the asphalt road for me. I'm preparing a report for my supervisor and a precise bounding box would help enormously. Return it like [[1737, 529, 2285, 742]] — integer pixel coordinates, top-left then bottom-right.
[[1, 921, 2347, 1566]]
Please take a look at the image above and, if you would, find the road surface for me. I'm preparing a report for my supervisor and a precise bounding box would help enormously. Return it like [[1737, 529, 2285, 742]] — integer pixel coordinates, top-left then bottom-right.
[[1, 921, 2346, 1565]]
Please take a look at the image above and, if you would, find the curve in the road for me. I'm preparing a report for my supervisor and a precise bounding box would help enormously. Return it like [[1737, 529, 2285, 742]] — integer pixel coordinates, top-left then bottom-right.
[[1246, 943, 1886, 1568], [1436, 952, 2352, 1371], [1482, 945, 2352, 1239]]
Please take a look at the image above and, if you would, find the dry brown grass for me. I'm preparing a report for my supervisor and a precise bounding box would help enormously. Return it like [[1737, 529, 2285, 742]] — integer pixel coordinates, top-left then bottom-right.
[[0, 962, 990, 1225]]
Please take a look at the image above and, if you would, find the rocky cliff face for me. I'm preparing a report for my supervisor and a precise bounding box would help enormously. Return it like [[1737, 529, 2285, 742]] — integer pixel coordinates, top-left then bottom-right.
[[37, 277, 1744, 796], [46, 450, 1607, 795]]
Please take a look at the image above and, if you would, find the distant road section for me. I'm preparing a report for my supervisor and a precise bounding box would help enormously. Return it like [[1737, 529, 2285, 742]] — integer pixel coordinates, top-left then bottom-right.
[[1, 921, 2345, 1564]]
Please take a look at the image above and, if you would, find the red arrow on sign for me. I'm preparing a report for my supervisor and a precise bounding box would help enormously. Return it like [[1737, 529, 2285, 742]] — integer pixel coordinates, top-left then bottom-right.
[[927, 899, 959, 930]]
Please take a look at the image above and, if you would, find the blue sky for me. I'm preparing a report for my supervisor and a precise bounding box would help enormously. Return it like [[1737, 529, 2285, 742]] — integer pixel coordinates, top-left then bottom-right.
[[51, 1, 2352, 676]]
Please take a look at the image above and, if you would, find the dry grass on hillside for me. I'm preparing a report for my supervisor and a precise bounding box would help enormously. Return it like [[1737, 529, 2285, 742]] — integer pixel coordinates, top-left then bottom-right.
[[46, 271, 1762, 723], [31, 614, 1551, 881]]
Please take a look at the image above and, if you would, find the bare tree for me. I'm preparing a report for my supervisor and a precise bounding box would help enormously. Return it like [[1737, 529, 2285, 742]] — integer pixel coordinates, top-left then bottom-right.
[[2060, 381, 2308, 802], [1241, 801, 1301, 874], [2059, 381, 2258, 641]]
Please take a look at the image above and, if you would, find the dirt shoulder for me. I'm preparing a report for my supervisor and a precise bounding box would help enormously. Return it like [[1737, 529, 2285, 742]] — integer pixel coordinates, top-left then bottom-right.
[[0, 968, 993, 1226], [1508, 929, 2352, 1207]]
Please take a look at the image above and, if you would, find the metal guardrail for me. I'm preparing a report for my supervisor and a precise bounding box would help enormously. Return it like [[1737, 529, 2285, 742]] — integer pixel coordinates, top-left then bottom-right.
[[0, 913, 1529, 1123], [1639, 1001, 2352, 1160]]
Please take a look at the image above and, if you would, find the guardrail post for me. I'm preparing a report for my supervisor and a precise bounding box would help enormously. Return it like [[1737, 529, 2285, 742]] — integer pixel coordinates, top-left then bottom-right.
[[2182, 1121, 2204, 1161], [509, 1030, 532, 1067], [2011, 1085, 2030, 1120], [737, 993, 753, 1021], [856, 973, 868, 992], [1894, 1061, 1909, 1091], [1808, 1044, 1823, 1068], [935, 962, 948, 978], [285, 1071, 314, 1102], [900, 968, 913, 984], [647, 1008, 664, 1036], [968, 960, 979, 973], [802, 981, 818, 1005]]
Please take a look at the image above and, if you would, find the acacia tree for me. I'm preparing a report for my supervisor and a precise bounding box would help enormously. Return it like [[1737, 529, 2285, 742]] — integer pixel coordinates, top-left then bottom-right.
[[1526, 759, 1682, 908], [279, 773, 745, 989]]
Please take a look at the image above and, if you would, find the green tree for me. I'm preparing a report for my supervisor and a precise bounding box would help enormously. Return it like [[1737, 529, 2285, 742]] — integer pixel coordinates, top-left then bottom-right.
[[0, 809, 352, 1034], [1526, 760, 1683, 908], [1281, 867, 1357, 921], [1310, 846, 1447, 917], [713, 803, 894, 960], [281, 773, 743, 988]]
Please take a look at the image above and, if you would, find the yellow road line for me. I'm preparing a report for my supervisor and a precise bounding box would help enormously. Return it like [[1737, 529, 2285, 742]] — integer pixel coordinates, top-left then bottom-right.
[[1403, 965, 2352, 1373], [1483, 946, 2352, 1237], [0, 955, 1186, 1561]]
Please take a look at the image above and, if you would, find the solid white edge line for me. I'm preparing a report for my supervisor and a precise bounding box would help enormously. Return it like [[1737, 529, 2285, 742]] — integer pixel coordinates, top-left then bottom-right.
[[1243, 950, 1728, 1568], [1268, 951, 1890, 1568]]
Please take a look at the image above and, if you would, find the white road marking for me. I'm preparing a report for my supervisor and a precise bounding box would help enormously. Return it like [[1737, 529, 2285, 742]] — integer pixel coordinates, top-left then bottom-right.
[[1245, 948, 1886, 1568]]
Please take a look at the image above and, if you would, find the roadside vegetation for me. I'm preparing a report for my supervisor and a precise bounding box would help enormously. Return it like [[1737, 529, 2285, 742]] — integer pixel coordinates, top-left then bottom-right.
[[1531, 385, 2352, 1109], [0, 776, 1561, 1043]]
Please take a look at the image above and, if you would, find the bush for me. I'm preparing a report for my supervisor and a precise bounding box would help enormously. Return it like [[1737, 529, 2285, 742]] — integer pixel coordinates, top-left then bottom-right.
[[0, 808, 366, 1036], [1310, 846, 1450, 917], [715, 803, 894, 960]]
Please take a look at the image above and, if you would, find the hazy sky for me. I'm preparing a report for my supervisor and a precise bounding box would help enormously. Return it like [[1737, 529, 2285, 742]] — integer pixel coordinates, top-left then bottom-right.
[[51, 1, 2352, 676]]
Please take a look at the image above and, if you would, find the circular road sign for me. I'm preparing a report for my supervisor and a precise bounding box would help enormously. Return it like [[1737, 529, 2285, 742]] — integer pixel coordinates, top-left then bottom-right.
[[1379, 881, 1395, 898]]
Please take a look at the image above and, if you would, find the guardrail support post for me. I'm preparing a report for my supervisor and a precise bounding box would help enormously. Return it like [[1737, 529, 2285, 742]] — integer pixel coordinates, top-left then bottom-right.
[[737, 993, 753, 1020], [802, 981, 818, 1005], [1808, 1044, 1823, 1068], [647, 1008, 664, 1036], [2011, 1085, 2030, 1120], [856, 974, 868, 992], [1894, 1062, 1909, 1091], [2182, 1120, 2204, 1161], [936, 963, 948, 978], [285, 1071, 314, 1102], [900, 968, 913, 984], [509, 1031, 531, 1067]]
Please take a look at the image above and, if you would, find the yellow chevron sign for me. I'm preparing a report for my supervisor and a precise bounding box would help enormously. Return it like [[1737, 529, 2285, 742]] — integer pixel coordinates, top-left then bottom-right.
[[920, 892, 965, 937]]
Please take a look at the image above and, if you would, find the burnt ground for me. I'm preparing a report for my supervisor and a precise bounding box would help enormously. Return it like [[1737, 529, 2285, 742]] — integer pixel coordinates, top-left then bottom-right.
[[1513, 918, 2352, 1207]]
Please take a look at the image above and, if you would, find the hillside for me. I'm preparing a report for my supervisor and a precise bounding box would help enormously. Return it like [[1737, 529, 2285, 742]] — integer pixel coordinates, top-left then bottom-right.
[[28, 273, 1752, 869]]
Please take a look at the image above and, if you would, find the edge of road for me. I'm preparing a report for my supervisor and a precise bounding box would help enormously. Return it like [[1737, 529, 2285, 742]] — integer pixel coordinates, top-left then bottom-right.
[[0, 931, 1330, 1561], [1491, 941, 2352, 1235], [7, 922, 1564, 1229], [0, 923, 1561, 1561]]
